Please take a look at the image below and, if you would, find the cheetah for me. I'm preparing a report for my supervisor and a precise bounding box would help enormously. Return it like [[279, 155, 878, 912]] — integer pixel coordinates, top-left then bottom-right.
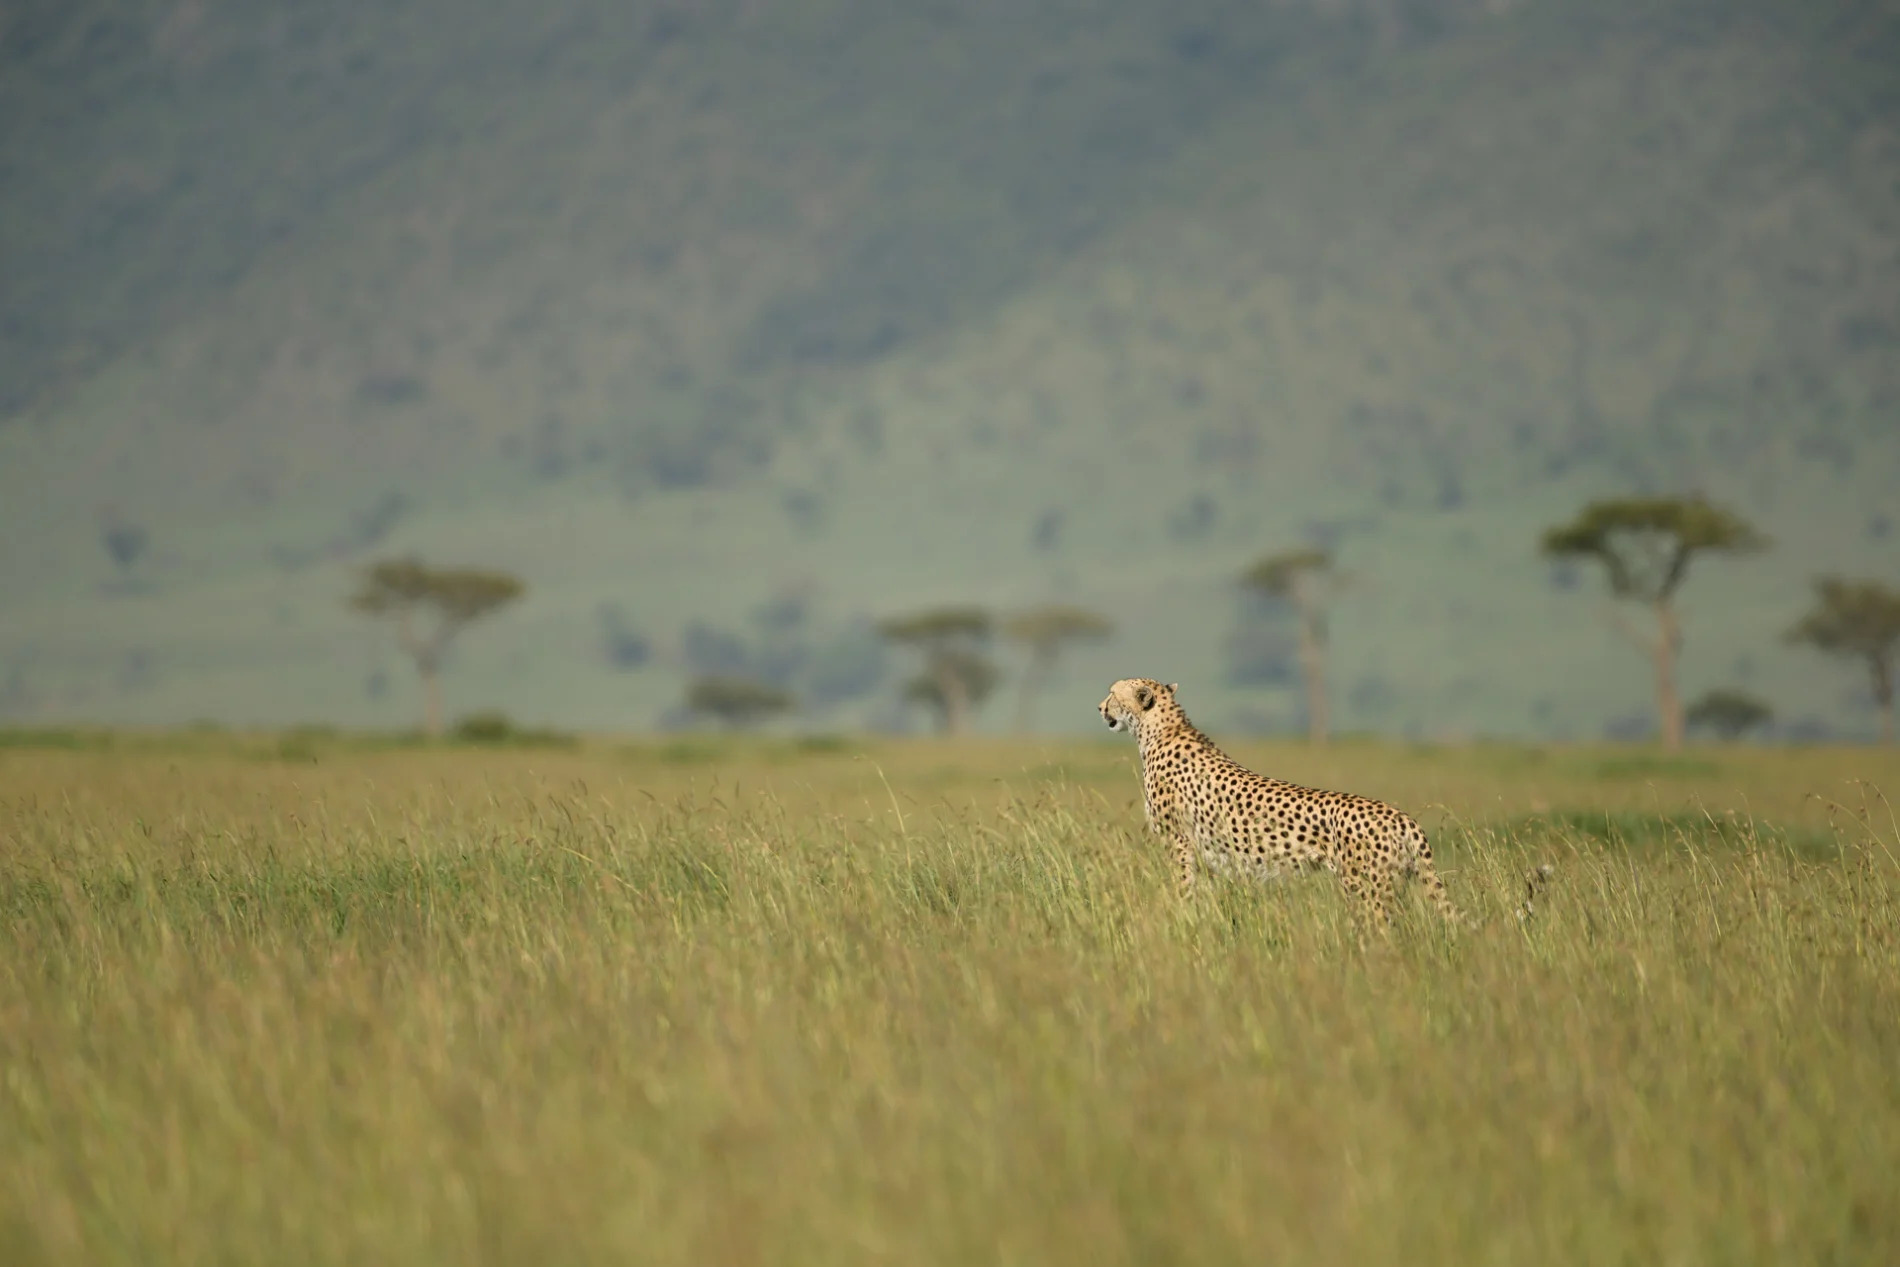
[[1099, 677, 1460, 928]]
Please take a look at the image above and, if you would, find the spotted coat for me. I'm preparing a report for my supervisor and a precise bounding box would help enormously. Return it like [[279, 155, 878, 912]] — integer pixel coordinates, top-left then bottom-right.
[[1099, 677, 1459, 927]]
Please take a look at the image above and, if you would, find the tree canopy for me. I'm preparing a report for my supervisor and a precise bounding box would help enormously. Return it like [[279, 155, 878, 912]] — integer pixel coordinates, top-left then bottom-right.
[[1240, 548, 1333, 598], [1786, 576, 1900, 743], [878, 607, 993, 646], [351, 560, 525, 628], [1003, 605, 1113, 651], [1786, 577, 1900, 662], [1684, 688, 1773, 740], [685, 675, 795, 728], [1539, 497, 1767, 602]]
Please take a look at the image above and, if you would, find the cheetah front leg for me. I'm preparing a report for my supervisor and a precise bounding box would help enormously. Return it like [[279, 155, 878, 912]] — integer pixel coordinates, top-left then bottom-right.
[[1170, 833, 1197, 897], [1142, 778, 1196, 897]]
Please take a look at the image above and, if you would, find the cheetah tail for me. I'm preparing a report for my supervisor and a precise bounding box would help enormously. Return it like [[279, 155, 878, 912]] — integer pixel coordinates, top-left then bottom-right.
[[1407, 823, 1464, 926], [1421, 866, 1464, 927]]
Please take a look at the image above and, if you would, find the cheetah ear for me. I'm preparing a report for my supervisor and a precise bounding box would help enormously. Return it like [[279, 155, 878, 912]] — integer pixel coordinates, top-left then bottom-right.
[[1165, 683, 1178, 694], [1135, 684, 1155, 710]]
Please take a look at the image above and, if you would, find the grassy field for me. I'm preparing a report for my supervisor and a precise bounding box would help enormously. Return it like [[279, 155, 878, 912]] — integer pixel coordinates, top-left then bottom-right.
[[2, 732, 1898, 1264]]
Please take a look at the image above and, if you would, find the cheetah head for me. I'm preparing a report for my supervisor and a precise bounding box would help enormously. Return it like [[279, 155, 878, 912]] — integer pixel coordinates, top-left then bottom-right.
[[1099, 678, 1178, 733]]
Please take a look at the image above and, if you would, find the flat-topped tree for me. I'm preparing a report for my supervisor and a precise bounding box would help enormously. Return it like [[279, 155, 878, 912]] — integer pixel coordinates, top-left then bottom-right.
[[1685, 688, 1774, 742], [1004, 605, 1113, 733], [1541, 496, 1767, 751], [685, 675, 794, 730], [1786, 576, 1900, 745], [879, 606, 996, 736], [350, 559, 524, 738], [1240, 548, 1338, 745], [902, 650, 1000, 735]]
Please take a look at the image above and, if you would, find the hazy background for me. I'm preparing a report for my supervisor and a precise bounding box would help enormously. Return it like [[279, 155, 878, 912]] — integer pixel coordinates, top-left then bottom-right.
[[1, 0, 1895, 739]]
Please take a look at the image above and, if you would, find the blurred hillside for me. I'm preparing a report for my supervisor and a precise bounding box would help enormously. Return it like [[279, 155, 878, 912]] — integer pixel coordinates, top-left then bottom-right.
[[2, 0, 1897, 737]]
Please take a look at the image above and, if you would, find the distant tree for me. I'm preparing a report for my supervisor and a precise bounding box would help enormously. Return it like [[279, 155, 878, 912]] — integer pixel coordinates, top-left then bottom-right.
[[1004, 605, 1114, 732], [879, 606, 997, 736], [99, 511, 149, 588], [349, 559, 525, 737], [1541, 497, 1767, 751], [684, 675, 794, 729], [902, 650, 1002, 734], [102, 521, 148, 571], [449, 711, 575, 748], [1685, 688, 1774, 741], [1785, 576, 1900, 745], [1240, 548, 1339, 745]]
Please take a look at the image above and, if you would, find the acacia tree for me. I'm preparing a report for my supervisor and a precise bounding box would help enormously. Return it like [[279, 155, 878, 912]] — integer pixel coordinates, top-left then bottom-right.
[[1003, 605, 1113, 733], [1541, 496, 1767, 751], [350, 559, 524, 737], [1240, 549, 1339, 745], [1685, 688, 1774, 741], [1786, 576, 1900, 745], [684, 675, 794, 730], [902, 651, 1002, 734], [879, 607, 996, 736]]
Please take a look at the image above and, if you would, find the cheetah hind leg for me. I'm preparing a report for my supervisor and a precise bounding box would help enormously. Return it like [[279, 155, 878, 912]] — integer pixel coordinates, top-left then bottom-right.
[[1340, 866, 1393, 934]]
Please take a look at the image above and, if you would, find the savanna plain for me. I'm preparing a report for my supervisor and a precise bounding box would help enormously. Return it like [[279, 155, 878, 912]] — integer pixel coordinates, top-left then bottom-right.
[[2, 730, 1897, 1265]]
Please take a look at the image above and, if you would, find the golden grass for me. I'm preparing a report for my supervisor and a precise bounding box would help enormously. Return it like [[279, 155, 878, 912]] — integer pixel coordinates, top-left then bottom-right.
[[2, 735, 1898, 1264]]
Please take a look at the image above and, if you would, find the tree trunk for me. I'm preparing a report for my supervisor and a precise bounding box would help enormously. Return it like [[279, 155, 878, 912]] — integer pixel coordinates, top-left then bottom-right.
[[415, 650, 445, 738], [1874, 656, 1894, 746], [397, 613, 447, 739], [936, 660, 969, 736], [1296, 604, 1328, 746], [1653, 599, 1683, 752]]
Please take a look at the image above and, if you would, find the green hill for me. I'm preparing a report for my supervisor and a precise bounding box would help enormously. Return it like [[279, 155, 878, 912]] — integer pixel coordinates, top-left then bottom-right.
[[2, 0, 1897, 737]]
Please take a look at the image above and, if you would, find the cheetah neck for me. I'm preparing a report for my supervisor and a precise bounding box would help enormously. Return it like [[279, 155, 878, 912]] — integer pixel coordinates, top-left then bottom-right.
[[1135, 706, 1220, 765]]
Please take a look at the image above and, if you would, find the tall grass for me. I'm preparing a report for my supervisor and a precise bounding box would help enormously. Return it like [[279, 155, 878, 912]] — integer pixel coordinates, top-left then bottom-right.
[[2, 743, 1897, 1264]]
